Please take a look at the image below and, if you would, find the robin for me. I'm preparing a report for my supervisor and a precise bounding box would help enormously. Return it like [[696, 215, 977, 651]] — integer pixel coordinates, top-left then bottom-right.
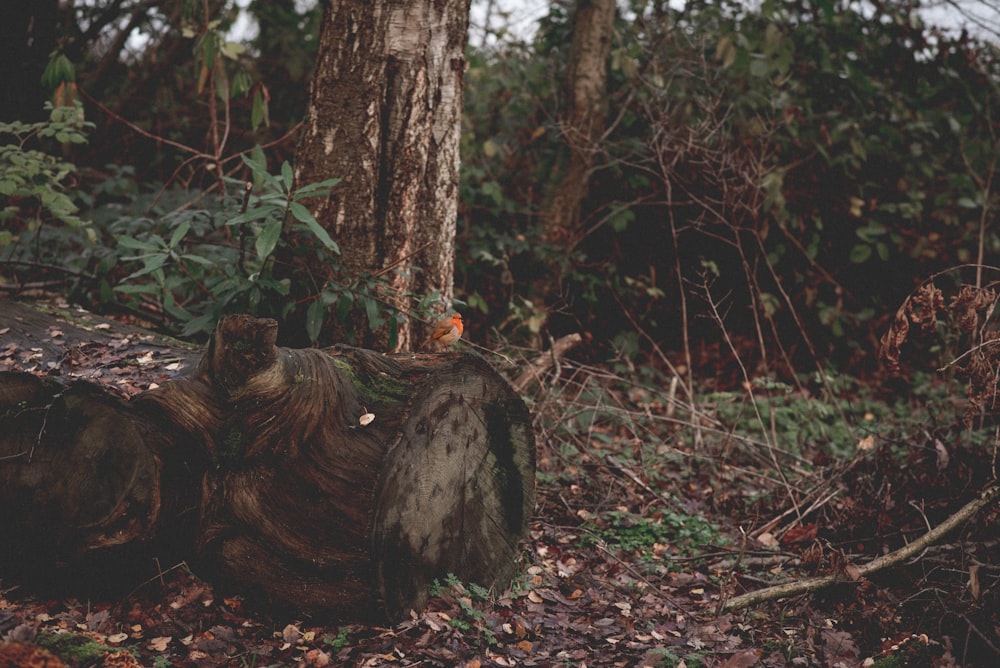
[[419, 312, 463, 351]]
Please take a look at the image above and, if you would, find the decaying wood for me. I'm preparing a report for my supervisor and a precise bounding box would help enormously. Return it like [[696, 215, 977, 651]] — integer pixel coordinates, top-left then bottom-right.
[[0, 311, 535, 622], [0, 374, 163, 557], [511, 333, 583, 394], [719, 483, 1000, 613]]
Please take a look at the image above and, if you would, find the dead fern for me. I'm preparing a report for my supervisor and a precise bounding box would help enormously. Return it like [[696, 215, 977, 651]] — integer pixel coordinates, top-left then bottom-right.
[[880, 277, 1000, 427]]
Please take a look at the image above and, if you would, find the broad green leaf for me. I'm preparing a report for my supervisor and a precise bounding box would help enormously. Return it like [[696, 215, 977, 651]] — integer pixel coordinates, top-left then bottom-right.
[[294, 177, 341, 199], [169, 219, 191, 248], [336, 291, 354, 322], [240, 152, 279, 191], [364, 296, 383, 330], [281, 161, 294, 193], [116, 235, 162, 251], [306, 299, 326, 344], [849, 244, 872, 264], [289, 201, 339, 252], [124, 252, 169, 279], [219, 41, 245, 61], [162, 292, 192, 321], [232, 69, 252, 98], [180, 253, 216, 266], [256, 218, 282, 260], [251, 86, 270, 131]]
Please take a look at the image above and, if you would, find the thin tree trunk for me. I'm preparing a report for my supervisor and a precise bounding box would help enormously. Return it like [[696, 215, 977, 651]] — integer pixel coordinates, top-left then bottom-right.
[[546, 0, 616, 244], [291, 0, 471, 350]]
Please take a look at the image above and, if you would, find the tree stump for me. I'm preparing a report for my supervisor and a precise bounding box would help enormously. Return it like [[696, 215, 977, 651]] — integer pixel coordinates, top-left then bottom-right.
[[0, 313, 535, 622]]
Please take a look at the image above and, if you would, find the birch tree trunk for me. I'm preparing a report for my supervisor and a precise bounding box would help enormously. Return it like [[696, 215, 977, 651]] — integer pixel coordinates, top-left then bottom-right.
[[290, 0, 471, 350]]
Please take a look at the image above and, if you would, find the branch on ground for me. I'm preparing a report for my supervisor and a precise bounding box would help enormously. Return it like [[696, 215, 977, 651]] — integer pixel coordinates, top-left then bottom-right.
[[719, 483, 1000, 613]]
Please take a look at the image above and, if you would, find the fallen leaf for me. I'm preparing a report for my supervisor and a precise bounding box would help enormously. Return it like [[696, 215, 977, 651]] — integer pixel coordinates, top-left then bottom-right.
[[282, 623, 302, 643], [716, 649, 760, 667]]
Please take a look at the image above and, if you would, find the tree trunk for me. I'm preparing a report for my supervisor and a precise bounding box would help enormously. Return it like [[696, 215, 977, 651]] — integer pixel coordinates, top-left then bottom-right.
[[290, 0, 472, 350], [546, 0, 616, 244], [0, 308, 534, 622]]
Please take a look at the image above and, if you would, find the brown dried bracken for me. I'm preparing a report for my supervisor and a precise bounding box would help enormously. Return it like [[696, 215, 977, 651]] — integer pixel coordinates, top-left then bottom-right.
[[909, 282, 945, 332], [951, 285, 996, 334], [881, 280, 1000, 426], [879, 283, 946, 371], [879, 306, 910, 371]]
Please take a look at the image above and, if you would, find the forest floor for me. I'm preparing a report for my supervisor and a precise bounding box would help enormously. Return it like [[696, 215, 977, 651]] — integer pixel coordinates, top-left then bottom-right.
[[1, 303, 998, 667]]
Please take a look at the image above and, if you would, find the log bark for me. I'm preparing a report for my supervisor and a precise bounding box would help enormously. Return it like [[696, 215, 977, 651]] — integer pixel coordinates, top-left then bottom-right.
[[0, 311, 535, 622]]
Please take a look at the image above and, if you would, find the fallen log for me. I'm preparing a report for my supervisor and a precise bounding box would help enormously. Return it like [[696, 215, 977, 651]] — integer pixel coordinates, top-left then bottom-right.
[[0, 312, 535, 622]]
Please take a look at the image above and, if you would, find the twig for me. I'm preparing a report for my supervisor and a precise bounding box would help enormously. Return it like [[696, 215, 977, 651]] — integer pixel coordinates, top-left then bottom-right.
[[79, 88, 211, 161], [719, 483, 1000, 612], [238, 181, 253, 214], [371, 241, 434, 279]]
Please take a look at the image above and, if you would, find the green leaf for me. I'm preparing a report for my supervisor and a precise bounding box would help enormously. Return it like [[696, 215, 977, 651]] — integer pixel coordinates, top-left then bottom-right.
[[41, 53, 76, 89], [306, 299, 326, 344], [169, 219, 191, 248], [113, 283, 160, 295], [849, 244, 872, 264], [749, 56, 769, 78], [162, 292, 192, 321], [180, 253, 216, 266], [251, 87, 270, 131], [219, 40, 245, 61], [289, 201, 339, 252], [280, 161, 294, 193], [336, 291, 354, 323], [232, 69, 252, 98], [240, 152, 279, 191], [116, 235, 162, 251], [226, 205, 280, 226], [256, 218, 282, 260], [293, 177, 341, 199], [364, 296, 383, 331], [124, 252, 169, 279]]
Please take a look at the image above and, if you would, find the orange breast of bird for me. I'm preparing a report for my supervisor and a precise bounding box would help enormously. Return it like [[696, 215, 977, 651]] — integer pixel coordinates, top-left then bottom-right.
[[420, 313, 463, 350]]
